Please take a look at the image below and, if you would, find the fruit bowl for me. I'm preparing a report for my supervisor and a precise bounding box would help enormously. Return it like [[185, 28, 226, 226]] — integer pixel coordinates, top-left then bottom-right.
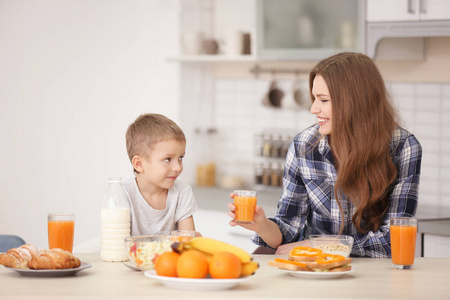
[[309, 235, 354, 258], [125, 235, 174, 271]]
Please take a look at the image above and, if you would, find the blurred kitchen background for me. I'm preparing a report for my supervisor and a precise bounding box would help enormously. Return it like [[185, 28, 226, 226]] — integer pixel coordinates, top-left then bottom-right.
[[1, 0, 450, 256]]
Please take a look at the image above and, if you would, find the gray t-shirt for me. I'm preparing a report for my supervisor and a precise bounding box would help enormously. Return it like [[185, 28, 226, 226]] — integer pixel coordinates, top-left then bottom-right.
[[122, 177, 198, 236]]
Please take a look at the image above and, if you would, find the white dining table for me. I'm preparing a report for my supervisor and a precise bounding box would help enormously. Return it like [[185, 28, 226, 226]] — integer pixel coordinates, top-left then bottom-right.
[[1, 253, 450, 300]]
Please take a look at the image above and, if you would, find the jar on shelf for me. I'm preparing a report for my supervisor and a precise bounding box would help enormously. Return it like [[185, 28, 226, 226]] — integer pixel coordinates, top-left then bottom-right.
[[279, 163, 285, 187], [262, 133, 273, 157], [262, 162, 271, 186], [254, 163, 263, 185], [271, 134, 282, 158], [195, 128, 217, 187], [270, 162, 281, 187], [254, 132, 264, 157]]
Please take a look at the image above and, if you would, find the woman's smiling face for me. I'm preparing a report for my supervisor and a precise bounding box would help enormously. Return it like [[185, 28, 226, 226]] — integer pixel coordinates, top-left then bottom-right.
[[310, 75, 332, 135]]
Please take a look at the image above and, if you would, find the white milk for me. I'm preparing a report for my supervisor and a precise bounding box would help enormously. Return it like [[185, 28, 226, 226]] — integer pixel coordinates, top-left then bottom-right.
[[100, 208, 130, 262], [101, 208, 130, 223]]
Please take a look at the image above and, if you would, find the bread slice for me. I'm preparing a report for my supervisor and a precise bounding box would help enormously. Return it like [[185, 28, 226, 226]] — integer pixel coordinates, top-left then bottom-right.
[[268, 259, 312, 272], [288, 253, 318, 262], [327, 265, 352, 272], [308, 258, 352, 271]]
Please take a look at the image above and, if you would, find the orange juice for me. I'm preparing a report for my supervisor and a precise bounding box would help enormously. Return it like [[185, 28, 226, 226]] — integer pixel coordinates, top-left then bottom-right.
[[48, 213, 75, 253], [170, 230, 196, 242], [390, 224, 417, 267], [234, 190, 257, 224]]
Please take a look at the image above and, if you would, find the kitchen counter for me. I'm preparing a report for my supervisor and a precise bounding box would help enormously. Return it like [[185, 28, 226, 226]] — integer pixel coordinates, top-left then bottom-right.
[[415, 205, 450, 221], [418, 219, 450, 237], [1, 253, 450, 299]]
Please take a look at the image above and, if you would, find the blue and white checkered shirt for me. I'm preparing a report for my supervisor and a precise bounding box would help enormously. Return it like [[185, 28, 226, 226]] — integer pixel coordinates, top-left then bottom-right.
[[252, 125, 422, 258]]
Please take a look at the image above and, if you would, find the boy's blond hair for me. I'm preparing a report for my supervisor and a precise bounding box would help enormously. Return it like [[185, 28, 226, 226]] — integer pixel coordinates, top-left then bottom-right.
[[126, 113, 186, 172]]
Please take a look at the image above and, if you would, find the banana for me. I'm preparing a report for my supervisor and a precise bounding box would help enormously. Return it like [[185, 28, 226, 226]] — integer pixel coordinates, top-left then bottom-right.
[[187, 237, 252, 263], [240, 261, 259, 276]]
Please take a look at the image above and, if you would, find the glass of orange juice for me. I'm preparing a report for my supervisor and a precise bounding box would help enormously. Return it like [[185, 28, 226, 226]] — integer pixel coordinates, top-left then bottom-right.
[[48, 213, 75, 253], [170, 230, 197, 242], [234, 190, 257, 225], [390, 216, 417, 269]]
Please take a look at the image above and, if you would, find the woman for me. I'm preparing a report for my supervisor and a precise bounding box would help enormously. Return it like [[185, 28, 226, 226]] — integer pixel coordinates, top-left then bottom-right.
[[228, 52, 422, 257]]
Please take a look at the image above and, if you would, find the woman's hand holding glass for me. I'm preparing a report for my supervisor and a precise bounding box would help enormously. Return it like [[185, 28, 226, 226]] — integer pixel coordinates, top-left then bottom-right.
[[228, 192, 268, 231], [228, 192, 283, 249]]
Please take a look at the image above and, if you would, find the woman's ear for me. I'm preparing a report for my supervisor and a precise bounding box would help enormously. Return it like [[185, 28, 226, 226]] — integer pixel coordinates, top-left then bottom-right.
[[132, 155, 144, 173]]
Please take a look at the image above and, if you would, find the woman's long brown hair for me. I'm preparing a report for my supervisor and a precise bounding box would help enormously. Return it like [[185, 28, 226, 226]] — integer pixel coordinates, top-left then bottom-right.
[[309, 52, 398, 233]]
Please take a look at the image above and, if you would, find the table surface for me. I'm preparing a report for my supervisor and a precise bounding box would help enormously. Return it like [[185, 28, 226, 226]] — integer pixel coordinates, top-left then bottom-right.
[[1, 253, 450, 300]]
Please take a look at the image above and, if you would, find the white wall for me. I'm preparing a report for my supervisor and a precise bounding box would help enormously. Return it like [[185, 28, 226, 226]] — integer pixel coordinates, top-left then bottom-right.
[[0, 0, 180, 249]]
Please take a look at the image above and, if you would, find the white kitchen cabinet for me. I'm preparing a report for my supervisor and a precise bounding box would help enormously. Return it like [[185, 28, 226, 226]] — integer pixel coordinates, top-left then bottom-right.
[[175, 0, 365, 62], [367, 0, 450, 22], [365, 0, 450, 59], [367, 0, 418, 22], [423, 234, 450, 257], [420, 0, 450, 20], [417, 218, 450, 257], [255, 0, 365, 60]]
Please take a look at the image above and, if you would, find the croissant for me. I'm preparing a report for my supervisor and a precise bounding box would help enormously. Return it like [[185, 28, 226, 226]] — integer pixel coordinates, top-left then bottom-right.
[[0, 244, 42, 269], [27, 248, 81, 269]]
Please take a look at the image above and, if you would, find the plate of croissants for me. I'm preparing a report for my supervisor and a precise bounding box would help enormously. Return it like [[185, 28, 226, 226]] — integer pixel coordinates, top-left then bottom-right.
[[0, 244, 91, 277]]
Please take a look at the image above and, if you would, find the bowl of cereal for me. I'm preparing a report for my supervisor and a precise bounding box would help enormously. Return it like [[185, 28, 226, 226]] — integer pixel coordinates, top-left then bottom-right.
[[309, 235, 354, 258], [125, 235, 174, 270]]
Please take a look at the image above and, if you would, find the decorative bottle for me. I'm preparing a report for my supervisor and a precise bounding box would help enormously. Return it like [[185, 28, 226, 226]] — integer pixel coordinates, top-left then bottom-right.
[[100, 177, 130, 262]]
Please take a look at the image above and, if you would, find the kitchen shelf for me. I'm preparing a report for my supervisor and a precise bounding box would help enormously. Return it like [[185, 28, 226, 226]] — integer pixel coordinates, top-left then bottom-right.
[[168, 55, 318, 63], [168, 55, 258, 63]]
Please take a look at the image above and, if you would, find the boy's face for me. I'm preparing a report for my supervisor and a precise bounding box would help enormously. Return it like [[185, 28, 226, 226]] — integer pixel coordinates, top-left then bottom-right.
[[137, 139, 186, 190]]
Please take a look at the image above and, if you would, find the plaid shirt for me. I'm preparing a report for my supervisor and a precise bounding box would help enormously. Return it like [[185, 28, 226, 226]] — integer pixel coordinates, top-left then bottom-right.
[[253, 125, 422, 258]]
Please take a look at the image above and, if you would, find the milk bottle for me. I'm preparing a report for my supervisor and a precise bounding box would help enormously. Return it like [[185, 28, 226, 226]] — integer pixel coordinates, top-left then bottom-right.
[[101, 177, 130, 262]]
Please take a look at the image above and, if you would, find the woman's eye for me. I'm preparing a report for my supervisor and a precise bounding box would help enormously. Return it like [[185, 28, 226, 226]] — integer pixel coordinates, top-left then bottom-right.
[[179, 156, 184, 161], [164, 158, 171, 162]]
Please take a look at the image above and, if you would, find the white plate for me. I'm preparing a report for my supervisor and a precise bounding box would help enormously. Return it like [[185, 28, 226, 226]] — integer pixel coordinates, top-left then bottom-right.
[[286, 269, 354, 279], [144, 270, 252, 290], [5, 262, 92, 277]]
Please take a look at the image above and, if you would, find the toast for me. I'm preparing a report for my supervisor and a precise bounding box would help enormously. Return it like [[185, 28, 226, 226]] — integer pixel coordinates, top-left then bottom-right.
[[270, 246, 353, 273], [326, 265, 352, 272], [308, 257, 352, 271], [268, 258, 312, 272]]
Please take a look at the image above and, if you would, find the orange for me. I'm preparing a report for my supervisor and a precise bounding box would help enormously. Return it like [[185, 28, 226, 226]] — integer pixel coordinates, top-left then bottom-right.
[[176, 250, 209, 279], [209, 251, 242, 279], [154, 251, 180, 277]]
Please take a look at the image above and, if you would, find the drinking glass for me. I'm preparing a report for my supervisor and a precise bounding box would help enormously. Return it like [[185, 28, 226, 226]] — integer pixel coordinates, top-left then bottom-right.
[[234, 190, 257, 224], [170, 230, 197, 242], [390, 216, 417, 269], [48, 213, 75, 253]]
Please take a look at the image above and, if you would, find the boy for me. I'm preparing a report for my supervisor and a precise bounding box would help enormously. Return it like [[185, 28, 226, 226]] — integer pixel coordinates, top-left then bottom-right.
[[123, 113, 198, 236]]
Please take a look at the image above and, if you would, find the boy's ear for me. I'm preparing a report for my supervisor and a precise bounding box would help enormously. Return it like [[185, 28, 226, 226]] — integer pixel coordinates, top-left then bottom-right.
[[132, 155, 144, 173]]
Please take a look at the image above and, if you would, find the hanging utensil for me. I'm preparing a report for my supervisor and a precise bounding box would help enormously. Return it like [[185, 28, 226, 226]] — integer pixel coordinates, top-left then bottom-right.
[[262, 72, 284, 108], [282, 72, 303, 110]]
